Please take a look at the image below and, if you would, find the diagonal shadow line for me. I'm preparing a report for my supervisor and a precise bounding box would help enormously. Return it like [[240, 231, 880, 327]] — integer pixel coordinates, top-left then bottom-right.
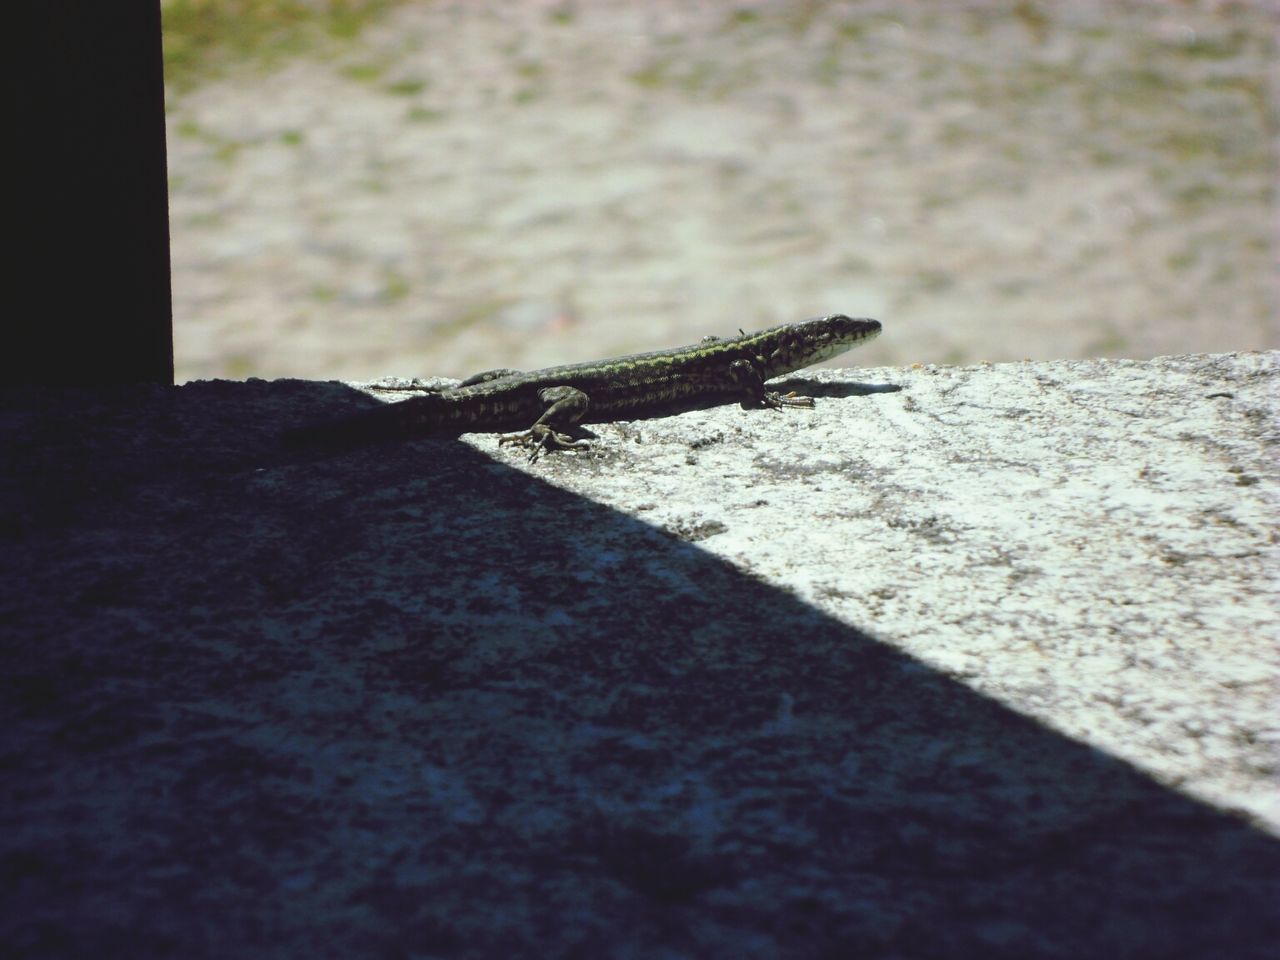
[[1, 378, 1277, 959]]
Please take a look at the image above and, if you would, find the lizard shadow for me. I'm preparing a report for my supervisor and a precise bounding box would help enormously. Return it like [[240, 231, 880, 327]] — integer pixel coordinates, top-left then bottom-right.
[[265, 376, 900, 450], [769, 377, 903, 398], [2, 376, 1276, 958]]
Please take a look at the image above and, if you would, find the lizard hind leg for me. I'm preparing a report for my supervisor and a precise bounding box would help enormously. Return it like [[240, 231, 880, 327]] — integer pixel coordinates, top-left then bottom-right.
[[498, 385, 592, 462]]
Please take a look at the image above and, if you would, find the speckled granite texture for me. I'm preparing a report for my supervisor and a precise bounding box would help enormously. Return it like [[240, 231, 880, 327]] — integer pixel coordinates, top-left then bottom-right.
[[2, 352, 1277, 958]]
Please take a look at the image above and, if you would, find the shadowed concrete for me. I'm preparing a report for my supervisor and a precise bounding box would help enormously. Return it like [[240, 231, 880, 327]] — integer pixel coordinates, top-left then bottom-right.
[[2, 351, 1277, 957]]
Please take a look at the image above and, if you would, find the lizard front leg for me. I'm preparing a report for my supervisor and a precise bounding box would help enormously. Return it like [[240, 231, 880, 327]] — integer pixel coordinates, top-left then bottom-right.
[[498, 386, 591, 462], [727, 358, 815, 410]]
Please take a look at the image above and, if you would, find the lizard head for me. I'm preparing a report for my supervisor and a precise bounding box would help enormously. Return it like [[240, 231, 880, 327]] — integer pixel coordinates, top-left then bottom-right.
[[762, 314, 881, 377]]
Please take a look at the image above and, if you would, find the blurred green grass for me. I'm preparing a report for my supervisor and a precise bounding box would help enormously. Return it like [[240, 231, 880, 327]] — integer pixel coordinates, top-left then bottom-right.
[[161, 0, 405, 93]]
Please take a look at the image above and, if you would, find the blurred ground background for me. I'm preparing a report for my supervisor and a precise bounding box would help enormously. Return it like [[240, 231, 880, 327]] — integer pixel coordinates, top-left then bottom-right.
[[161, 0, 1278, 383]]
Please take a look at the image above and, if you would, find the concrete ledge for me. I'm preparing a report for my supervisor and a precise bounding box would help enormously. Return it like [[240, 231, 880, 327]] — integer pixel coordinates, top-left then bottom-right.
[[2, 352, 1277, 956]]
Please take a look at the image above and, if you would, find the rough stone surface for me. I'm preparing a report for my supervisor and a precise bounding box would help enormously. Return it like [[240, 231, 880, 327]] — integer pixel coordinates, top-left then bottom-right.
[[2, 351, 1277, 958]]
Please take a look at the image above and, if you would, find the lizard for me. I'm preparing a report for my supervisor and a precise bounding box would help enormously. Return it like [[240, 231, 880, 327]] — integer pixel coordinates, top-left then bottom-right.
[[283, 313, 881, 461]]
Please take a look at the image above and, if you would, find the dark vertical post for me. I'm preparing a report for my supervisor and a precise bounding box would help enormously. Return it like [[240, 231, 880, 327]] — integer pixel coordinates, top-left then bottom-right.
[[10, 2, 174, 385]]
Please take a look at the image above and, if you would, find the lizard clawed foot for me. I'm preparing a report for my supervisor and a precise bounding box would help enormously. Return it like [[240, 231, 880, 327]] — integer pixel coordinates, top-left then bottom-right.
[[766, 391, 816, 410], [498, 424, 588, 463]]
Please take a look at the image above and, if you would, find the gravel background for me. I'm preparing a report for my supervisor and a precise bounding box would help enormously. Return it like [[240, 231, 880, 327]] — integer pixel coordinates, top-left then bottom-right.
[[165, 0, 1277, 382]]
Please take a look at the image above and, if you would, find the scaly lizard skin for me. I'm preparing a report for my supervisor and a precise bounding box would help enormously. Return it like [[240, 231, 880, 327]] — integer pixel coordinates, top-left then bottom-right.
[[284, 314, 881, 460]]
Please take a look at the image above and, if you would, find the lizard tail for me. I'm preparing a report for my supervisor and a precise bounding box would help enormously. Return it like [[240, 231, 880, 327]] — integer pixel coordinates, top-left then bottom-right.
[[281, 394, 450, 451]]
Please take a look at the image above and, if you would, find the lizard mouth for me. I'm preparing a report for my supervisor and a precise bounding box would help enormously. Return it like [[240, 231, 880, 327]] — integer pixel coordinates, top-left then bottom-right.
[[808, 314, 882, 358], [826, 314, 882, 342]]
